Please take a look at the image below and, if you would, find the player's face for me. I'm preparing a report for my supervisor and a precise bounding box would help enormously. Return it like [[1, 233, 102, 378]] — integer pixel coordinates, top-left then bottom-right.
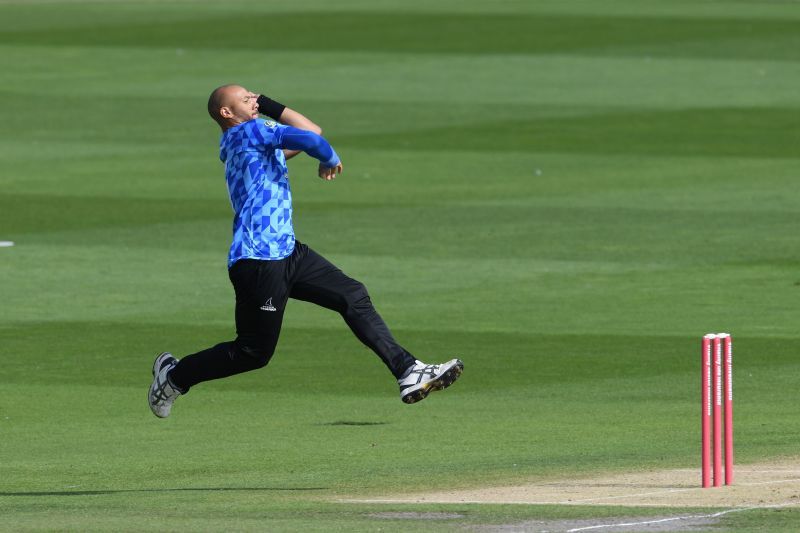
[[223, 86, 259, 123]]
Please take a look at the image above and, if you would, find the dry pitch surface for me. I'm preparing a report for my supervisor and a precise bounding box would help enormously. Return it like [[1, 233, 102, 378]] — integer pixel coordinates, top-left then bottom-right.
[[349, 459, 800, 532], [350, 458, 800, 508]]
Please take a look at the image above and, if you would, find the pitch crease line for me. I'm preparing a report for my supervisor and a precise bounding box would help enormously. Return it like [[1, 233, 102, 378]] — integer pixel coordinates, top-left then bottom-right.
[[565, 502, 799, 532]]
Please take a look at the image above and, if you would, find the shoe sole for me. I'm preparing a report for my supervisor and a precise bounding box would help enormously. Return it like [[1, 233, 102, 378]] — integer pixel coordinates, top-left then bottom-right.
[[402, 359, 463, 404]]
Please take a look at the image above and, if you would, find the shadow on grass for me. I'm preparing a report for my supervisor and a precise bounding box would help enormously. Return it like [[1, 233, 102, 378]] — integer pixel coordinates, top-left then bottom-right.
[[0, 487, 328, 497], [318, 421, 389, 426]]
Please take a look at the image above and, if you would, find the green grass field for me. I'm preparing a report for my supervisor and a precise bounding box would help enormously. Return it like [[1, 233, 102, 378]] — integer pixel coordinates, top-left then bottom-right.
[[2, 0, 800, 530]]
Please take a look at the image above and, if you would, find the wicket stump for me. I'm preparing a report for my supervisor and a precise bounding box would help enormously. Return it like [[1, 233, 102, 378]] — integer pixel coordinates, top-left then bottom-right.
[[701, 333, 733, 488]]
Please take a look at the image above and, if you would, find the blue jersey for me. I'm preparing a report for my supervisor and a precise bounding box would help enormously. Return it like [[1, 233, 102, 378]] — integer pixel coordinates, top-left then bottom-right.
[[219, 119, 340, 268], [220, 119, 294, 267]]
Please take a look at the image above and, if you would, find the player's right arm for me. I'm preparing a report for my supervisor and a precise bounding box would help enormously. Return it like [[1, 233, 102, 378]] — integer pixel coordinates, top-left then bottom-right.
[[256, 94, 321, 160], [277, 107, 321, 135], [246, 111, 343, 181]]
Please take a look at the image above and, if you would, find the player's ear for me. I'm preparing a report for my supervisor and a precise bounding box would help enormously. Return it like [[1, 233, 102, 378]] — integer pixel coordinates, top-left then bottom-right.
[[220, 106, 233, 119]]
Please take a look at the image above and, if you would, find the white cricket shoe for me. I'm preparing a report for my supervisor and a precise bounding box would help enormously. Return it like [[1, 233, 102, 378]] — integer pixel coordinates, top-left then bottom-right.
[[148, 352, 180, 418], [398, 358, 463, 404]]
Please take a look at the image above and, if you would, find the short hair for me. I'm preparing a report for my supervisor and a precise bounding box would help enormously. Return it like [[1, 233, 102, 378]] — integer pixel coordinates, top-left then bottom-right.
[[207, 84, 235, 124]]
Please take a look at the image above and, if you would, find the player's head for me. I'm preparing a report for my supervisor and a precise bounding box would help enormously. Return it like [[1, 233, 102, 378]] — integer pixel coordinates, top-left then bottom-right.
[[207, 84, 259, 130]]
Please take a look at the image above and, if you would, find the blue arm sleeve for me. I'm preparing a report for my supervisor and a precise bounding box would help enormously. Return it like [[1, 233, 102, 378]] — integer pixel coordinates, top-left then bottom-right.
[[278, 126, 340, 167]]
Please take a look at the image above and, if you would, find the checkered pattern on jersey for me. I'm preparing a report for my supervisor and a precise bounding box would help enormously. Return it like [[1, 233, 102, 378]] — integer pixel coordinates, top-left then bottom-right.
[[220, 119, 294, 267]]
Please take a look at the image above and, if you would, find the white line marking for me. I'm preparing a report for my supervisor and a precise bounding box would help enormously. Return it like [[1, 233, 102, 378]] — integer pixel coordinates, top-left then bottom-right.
[[567, 514, 718, 532], [565, 502, 798, 532], [0, 241, 14, 247]]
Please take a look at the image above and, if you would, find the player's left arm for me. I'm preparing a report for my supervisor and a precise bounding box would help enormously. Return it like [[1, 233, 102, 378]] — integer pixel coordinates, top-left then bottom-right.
[[276, 108, 322, 160], [256, 94, 321, 160], [274, 126, 343, 181]]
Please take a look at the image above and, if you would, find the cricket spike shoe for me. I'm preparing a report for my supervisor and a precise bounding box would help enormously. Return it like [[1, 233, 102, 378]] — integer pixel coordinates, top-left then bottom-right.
[[148, 352, 181, 418], [398, 358, 463, 404]]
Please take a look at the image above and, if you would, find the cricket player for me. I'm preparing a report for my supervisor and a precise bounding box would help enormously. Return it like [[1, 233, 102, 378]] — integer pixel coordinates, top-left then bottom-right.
[[148, 85, 463, 418]]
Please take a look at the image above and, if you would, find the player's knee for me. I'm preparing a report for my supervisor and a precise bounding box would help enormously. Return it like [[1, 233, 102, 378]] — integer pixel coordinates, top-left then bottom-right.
[[344, 281, 372, 314], [235, 343, 273, 369]]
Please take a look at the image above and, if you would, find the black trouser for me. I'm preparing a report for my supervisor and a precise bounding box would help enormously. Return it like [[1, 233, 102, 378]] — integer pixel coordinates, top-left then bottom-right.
[[169, 243, 416, 392]]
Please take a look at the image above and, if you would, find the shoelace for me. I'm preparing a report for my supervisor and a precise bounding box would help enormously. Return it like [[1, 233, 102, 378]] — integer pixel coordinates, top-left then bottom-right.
[[406, 364, 439, 384], [151, 370, 176, 403]]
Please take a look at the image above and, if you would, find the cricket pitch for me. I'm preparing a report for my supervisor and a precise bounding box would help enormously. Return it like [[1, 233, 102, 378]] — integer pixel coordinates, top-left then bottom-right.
[[348, 458, 800, 508]]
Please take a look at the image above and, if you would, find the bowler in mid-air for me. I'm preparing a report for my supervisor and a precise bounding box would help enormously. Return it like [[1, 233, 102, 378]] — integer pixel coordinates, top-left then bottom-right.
[[148, 84, 463, 417]]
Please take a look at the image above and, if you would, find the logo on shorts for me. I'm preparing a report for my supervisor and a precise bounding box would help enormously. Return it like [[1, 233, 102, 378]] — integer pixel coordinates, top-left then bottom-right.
[[260, 297, 277, 312]]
